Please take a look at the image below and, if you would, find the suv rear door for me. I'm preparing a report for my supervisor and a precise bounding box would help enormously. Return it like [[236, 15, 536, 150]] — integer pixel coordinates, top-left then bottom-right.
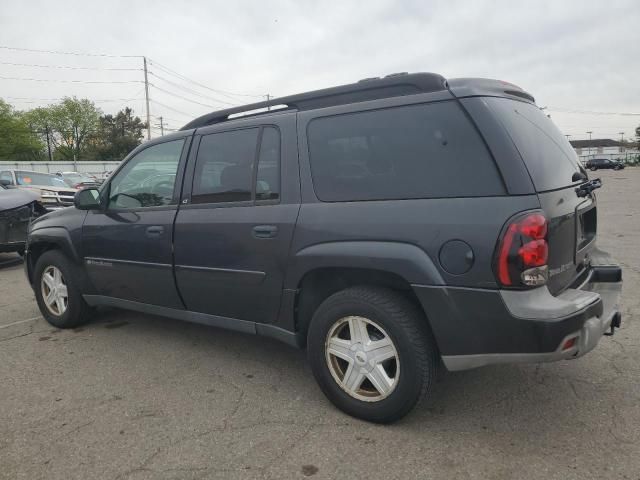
[[483, 97, 595, 294], [173, 113, 299, 324]]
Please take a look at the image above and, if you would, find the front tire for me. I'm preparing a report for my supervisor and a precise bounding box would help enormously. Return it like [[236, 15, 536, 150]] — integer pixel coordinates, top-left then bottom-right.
[[34, 250, 92, 329], [307, 286, 438, 423]]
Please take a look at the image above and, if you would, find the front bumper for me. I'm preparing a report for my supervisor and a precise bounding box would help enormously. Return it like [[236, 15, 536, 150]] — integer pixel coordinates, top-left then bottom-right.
[[412, 248, 622, 371]]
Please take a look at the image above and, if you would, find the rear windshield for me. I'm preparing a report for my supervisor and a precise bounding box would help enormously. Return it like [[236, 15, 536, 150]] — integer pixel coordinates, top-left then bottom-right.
[[485, 97, 582, 191], [307, 100, 505, 202]]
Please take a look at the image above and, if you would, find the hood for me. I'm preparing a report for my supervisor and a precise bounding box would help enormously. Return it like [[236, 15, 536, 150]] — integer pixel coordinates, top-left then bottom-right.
[[0, 188, 41, 211]]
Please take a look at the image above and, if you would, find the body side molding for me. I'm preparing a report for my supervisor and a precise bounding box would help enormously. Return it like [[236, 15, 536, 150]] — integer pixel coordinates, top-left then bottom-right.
[[83, 295, 301, 348]]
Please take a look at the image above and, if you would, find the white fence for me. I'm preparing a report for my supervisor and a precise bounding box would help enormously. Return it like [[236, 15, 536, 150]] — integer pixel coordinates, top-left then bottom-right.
[[0, 161, 121, 175]]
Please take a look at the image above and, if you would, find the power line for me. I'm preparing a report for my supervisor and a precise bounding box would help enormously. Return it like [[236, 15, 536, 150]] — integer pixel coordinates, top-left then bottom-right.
[[0, 75, 142, 84], [0, 61, 141, 71], [147, 70, 238, 106], [149, 83, 221, 109], [0, 45, 142, 58], [147, 58, 264, 100], [149, 99, 196, 119], [5, 96, 143, 104], [549, 107, 640, 116]]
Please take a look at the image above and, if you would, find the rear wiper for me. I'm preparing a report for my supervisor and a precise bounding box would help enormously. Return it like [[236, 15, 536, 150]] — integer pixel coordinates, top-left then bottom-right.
[[575, 178, 602, 198]]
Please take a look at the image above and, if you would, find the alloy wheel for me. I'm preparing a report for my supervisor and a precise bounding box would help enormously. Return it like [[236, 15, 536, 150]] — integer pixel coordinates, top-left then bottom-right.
[[41, 265, 68, 316], [325, 316, 400, 402]]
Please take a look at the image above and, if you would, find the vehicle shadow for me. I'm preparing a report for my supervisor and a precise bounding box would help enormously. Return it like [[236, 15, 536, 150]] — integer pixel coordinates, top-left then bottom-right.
[[0, 252, 23, 269]]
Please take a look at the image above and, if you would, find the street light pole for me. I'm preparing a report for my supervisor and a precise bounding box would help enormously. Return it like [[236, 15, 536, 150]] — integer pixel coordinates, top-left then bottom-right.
[[586, 131, 593, 158]]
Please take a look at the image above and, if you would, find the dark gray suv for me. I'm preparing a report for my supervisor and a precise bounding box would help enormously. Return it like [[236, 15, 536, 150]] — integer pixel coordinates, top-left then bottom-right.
[[25, 73, 622, 423]]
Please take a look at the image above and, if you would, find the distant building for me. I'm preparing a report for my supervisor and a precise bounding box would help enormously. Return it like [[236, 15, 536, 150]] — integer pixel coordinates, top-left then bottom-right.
[[570, 139, 639, 164]]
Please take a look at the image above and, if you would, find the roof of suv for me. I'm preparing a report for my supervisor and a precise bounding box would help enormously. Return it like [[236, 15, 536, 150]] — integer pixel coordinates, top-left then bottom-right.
[[181, 73, 536, 131]]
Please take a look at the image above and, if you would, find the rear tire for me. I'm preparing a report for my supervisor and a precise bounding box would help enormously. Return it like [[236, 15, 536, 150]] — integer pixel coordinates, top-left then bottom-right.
[[307, 286, 438, 423], [34, 250, 92, 329]]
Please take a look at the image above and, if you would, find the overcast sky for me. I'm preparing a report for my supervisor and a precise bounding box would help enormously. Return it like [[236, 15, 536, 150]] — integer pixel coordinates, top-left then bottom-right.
[[1, 0, 639, 140]]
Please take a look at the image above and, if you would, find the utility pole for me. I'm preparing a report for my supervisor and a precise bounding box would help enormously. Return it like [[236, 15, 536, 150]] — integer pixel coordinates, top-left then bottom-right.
[[72, 125, 78, 169], [586, 131, 593, 158], [265, 93, 270, 111], [159, 116, 164, 136], [143, 56, 151, 140], [45, 125, 53, 162]]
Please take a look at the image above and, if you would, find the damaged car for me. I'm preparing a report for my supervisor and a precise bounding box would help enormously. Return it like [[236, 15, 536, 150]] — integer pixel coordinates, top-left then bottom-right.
[[0, 184, 47, 255]]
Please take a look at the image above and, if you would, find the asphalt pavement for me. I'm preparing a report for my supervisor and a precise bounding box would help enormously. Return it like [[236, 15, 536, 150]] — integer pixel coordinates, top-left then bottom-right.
[[1, 168, 639, 480]]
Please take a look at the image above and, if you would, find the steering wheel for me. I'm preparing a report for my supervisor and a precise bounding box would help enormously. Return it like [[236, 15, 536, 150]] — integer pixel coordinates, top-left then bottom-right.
[[151, 181, 174, 197]]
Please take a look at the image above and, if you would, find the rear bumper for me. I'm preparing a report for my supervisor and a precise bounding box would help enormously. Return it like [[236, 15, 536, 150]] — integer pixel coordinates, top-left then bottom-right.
[[412, 249, 622, 371]]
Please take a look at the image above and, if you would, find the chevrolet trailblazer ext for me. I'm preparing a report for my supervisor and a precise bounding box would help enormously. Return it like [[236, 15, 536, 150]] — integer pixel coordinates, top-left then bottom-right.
[[25, 73, 622, 423]]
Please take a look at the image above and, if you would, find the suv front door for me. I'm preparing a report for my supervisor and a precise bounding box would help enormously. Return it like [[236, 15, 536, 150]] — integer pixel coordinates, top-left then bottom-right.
[[82, 135, 192, 308], [173, 114, 299, 324]]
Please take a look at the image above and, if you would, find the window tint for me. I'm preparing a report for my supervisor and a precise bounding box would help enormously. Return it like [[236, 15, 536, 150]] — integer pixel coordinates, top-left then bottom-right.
[[108, 139, 184, 209], [307, 101, 504, 202], [192, 128, 259, 204], [485, 97, 582, 191], [256, 127, 280, 201]]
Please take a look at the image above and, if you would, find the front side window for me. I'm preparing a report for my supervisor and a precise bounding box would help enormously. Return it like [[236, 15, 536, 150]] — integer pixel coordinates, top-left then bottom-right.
[[192, 128, 259, 204], [307, 101, 504, 202], [108, 139, 184, 209]]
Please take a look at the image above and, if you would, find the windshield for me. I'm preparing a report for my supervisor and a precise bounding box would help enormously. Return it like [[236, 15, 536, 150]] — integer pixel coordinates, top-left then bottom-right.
[[15, 171, 69, 188], [486, 97, 584, 191]]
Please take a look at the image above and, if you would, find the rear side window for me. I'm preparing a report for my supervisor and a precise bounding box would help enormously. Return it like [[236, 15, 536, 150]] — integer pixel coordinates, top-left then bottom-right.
[[307, 101, 504, 202], [485, 97, 582, 191], [192, 128, 259, 204]]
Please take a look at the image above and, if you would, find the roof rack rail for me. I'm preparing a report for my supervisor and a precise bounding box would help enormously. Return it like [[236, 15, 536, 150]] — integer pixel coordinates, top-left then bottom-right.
[[180, 72, 446, 130]]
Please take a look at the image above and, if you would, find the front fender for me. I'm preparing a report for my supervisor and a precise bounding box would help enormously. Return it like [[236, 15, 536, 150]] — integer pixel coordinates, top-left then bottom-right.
[[284, 241, 445, 289], [25, 227, 82, 286], [28, 227, 80, 263]]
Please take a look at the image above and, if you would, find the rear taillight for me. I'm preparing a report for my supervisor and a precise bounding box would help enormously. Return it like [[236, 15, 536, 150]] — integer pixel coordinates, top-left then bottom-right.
[[495, 212, 549, 288]]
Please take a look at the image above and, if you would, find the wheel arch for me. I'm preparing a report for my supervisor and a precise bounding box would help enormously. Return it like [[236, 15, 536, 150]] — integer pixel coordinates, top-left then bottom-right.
[[26, 227, 81, 286]]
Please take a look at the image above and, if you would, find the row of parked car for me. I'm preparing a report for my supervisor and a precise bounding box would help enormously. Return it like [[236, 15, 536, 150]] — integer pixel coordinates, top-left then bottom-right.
[[0, 169, 107, 255]]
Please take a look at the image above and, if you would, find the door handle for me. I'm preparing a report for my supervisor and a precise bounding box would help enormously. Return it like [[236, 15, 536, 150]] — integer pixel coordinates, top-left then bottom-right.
[[252, 225, 278, 238], [145, 225, 164, 238]]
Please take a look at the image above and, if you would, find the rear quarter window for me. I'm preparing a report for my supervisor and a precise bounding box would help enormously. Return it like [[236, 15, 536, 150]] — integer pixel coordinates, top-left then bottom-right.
[[306, 101, 505, 202], [485, 97, 582, 192]]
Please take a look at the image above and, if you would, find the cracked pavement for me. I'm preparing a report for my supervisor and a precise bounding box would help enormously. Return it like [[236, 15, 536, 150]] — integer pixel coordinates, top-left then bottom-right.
[[1, 168, 639, 479]]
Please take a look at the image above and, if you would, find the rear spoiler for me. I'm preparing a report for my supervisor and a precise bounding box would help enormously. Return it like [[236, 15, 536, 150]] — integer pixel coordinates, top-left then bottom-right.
[[446, 78, 536, 104]]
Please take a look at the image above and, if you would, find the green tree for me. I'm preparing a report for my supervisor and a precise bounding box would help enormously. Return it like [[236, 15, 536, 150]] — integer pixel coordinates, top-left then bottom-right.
[[0, 99, 44, 160], [89, 107, 147, 161], [26, 97, 101, 161]]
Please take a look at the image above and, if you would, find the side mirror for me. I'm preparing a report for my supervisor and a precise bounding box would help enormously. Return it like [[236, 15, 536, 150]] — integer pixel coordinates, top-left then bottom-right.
[[74, 188, 102, 210], [0, 178, 11, 187]]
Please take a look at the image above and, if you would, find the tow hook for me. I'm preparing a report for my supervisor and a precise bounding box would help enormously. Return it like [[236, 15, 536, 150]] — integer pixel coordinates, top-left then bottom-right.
[[604, 312, 622, 336]]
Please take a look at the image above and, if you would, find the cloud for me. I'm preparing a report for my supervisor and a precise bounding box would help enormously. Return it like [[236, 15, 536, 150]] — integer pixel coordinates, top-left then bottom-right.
[[1, 0, 638, 138]]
